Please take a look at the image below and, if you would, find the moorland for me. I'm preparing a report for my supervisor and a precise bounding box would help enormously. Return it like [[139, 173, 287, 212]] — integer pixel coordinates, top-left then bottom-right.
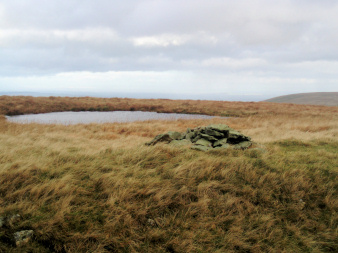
[[264, 92, 338, 106], [0, 96, 337, 252]]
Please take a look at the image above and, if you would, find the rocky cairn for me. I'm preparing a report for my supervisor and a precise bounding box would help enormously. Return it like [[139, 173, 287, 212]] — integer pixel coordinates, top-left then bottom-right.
[[146, 124, 252, 151]]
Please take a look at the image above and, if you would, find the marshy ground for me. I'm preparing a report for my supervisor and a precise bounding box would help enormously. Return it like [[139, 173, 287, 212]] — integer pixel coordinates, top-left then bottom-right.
[[0, 96, 337, 252]]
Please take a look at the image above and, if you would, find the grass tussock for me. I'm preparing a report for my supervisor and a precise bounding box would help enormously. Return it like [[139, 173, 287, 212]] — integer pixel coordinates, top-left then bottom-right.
[[0, 96, 337, 252]]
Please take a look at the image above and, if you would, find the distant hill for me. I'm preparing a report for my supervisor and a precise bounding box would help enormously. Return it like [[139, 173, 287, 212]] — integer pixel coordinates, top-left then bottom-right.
[[264, 92, 338, 106]]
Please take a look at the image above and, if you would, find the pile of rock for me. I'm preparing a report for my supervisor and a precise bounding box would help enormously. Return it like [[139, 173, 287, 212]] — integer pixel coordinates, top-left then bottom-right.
[[146, 124, 252, 151]]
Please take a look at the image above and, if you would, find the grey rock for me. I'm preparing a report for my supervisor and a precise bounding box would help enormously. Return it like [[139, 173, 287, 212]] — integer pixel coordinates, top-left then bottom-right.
[[207, 124, 231, 133], [204, 128, 225, 138], [214, 143, 231, 150], [147, 218, 156, 227], [213, 138, 228, 147], [195, 139, 212, 147], [227, 130, 251, 144], [13, 230, 34, 247], [146, 131, 182, 145], [199, 133, 218, 142], [185, 131, 196, 141], [192, 135, 201, 143]]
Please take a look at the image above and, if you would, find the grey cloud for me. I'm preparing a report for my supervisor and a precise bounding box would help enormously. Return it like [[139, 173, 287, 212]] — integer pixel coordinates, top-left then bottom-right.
[[0, 0, 337, 95]]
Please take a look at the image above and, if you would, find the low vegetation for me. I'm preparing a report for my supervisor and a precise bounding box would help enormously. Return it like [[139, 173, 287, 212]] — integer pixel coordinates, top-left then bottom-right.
[[264, 92, 338, 106], [0, 96, 337, 252]]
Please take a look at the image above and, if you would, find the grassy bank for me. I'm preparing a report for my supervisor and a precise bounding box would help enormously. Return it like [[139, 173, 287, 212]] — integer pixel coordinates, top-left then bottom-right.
[[0, 97, 337, 252]]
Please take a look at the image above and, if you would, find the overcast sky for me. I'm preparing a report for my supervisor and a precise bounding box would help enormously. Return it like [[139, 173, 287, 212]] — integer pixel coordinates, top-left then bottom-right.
[[0, 0, 337, 100]]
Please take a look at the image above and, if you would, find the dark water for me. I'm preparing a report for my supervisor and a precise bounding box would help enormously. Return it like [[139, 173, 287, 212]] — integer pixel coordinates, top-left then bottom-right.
[[6, 111, 218, 125]]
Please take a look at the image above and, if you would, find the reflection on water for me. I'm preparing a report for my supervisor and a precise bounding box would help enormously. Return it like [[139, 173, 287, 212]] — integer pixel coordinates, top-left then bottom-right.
[[6, 111, 218, 125]]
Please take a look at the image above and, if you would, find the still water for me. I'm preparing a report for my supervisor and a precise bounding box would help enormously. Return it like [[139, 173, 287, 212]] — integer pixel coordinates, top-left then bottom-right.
[[6, 111, 218, 125]]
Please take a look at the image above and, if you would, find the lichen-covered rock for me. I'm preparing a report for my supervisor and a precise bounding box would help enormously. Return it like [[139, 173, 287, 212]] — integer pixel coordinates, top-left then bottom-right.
[[213, 138, 228, 147], [145, 131, 182, 145], [199, 133, 218, 142], [206, 124, 231, 133], [146, 124, 253, 151], [214, 143, 231, 150], [195, 138, 212, 147], [204, 128, 225, 138], [13, 230, 34, 247], [185, 132, 194, 141], [228, 130, 251, 144]]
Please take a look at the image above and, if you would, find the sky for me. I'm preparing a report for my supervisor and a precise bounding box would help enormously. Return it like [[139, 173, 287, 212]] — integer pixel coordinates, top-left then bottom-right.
[[0, 0, 337, 101]]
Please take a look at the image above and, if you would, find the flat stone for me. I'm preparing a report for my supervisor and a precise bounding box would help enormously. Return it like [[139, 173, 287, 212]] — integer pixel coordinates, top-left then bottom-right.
[[191, 145, 212, 151], [192, 135, 201, 143], [214, 143, 231, 149], [204, 128, 225, 138], [227, 130, 251, 144], [185, 132, 196, 141], [213, 138, 228, 147], [199, 133, 218, 142], [13, 230, 34, 247], [207, 124, 231, 133], [146, 131, 182, 145], [195, 139, 212, 147]]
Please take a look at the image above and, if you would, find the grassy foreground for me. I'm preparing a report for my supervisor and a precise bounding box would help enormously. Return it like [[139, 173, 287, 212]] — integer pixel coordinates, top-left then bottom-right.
[[0, 97, 337, 252]]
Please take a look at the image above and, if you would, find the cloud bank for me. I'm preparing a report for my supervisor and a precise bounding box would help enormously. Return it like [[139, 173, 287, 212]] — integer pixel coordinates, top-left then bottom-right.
[[0, 0, 337, 100]]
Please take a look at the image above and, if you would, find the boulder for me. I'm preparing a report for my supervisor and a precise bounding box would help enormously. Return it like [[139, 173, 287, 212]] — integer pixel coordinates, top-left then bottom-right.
[[13, 230, 34, 247], [204, 128, 225, 138], [195, 139, 212, 147], [146, 131, 182, 145], [214, 143, 231, 149], [199, 133, 218, 142], [213, 138, 228, 147], [227, 130, 251, 144], [207, 124, 231, 133]]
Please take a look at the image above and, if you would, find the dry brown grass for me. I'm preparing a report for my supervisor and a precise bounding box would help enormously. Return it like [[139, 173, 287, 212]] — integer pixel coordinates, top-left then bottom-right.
[[0, 97, 337, 252]]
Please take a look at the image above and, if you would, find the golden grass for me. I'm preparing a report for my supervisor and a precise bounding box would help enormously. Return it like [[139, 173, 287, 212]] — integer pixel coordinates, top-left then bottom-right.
[[0, 96, 337, 252]]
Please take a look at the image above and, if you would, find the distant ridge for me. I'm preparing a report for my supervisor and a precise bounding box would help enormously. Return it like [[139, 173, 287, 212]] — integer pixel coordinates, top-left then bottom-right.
[[264, 92, 338, 106]]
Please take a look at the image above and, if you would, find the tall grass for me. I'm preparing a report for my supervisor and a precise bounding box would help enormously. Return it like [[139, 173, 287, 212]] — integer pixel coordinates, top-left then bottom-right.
[[0, 97, 337, 252]]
